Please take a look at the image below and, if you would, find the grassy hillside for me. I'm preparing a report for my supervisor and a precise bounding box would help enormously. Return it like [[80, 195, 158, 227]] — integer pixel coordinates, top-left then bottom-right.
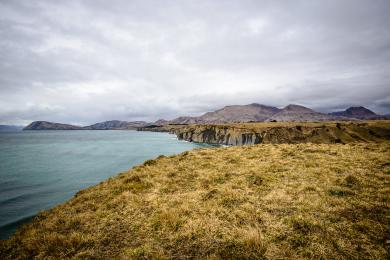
[[1, 143, 389, 259]]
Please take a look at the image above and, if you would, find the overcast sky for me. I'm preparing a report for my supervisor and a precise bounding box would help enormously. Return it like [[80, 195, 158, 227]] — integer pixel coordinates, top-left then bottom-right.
[[1, 0, 390, 125]]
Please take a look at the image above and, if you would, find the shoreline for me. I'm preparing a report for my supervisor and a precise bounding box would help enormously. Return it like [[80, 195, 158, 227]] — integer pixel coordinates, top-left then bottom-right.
[[1, 142, 389, 258], [0, 130, 205, 240]]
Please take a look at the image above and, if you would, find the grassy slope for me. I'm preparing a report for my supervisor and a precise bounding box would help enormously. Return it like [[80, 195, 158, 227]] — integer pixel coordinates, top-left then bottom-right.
[[1, 143, 390, 259]]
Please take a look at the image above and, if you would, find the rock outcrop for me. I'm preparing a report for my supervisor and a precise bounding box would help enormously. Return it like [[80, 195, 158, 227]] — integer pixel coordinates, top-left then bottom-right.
[[162, 121, 390, 145]]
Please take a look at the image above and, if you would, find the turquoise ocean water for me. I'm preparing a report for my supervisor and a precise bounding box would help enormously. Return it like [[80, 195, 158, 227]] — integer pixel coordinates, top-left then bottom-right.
[[0, 130, 207, 239]]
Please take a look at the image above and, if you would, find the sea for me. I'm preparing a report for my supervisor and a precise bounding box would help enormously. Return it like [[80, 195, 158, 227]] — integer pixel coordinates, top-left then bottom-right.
[[0, 130, 208, 239]]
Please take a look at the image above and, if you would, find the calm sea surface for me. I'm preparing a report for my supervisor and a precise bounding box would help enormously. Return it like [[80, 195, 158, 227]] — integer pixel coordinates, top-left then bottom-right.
[[0, 130, 208, 239]]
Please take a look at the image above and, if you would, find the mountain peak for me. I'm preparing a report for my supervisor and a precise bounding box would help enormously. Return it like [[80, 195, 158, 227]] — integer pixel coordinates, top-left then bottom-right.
[[345, 106, 376, 116], [329, 106, 377, 119], [282, 104, 314, 113]]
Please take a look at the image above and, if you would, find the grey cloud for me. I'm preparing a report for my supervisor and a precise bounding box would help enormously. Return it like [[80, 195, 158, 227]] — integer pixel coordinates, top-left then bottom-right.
[[0, 0, 390, 125]]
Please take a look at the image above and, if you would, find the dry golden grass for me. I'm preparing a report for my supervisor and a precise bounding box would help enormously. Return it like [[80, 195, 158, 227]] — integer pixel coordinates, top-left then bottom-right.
[[1, 142, 389, 259]]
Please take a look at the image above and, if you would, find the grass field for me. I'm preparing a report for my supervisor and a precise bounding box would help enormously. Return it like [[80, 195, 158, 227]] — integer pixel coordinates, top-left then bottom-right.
[[1, 142, 389, 259]]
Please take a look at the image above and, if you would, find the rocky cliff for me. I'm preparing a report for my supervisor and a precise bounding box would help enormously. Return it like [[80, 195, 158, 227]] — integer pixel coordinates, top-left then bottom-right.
[[163, 121, 390, 145]]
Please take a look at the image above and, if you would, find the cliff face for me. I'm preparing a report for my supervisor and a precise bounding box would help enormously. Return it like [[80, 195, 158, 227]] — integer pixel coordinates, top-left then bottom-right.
[[168, 121, 390, 145]]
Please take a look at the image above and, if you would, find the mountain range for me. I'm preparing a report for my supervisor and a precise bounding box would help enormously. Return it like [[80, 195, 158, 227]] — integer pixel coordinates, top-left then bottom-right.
[[23, 104, 389, 130], [23, 120, 147, 130], [154, 104, 387, 125]]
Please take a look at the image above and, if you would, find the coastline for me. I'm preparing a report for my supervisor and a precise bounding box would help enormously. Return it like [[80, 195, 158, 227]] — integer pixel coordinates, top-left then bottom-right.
[[0, 130, 206, 240], [1, 141, 389, 258]]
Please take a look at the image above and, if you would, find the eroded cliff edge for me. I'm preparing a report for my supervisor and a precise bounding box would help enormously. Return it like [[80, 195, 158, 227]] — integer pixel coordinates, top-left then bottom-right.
[[139, 121, 390, 145]]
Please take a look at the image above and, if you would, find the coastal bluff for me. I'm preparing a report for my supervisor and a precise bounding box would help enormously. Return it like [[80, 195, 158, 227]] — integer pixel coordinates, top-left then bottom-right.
[[139, 121, 390, 145]]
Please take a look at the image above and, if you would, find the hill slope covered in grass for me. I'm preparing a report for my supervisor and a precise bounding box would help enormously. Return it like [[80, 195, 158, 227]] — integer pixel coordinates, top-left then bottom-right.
[[1, 142, 389, 259]]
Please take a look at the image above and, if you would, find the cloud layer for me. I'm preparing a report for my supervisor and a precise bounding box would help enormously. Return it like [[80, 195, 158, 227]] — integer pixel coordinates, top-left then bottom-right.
[[1, 0, 390, 125]]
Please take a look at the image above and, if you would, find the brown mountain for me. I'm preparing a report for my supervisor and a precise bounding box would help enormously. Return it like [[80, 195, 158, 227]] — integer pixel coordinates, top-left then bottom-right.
[[84, 120, 147, 130], [329, 106, 379, 119], [198, 103, 280, 123], [159, 103, 281, 125], [169, 116, 203, 125], [154, 119, 170, 125], [23, 121, 83, 130], [24, 120, 149, 130], [266, 104, 343, 122]]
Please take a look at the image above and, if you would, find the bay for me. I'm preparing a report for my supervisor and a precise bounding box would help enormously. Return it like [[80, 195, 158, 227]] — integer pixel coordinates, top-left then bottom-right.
[[0, 130, 207, 239]]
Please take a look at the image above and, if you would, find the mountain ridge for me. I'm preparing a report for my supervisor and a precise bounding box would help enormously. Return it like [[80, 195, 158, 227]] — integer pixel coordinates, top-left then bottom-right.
[[265, 104, 345, 122], [23, 104, 389, 130], [84, 120, 147, 130], [23, 120, 149, 130]]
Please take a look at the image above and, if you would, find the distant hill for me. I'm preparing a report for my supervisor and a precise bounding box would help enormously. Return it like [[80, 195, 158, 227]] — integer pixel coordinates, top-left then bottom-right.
[[168, 116, 202, 125], [84, 120, 147, 130], [159, 103, 282, 125], [23, 121, 83, 130], [159, 104, 347, 125], [198, 103, 280, 123], [154, 119, 170, 125], [23, 104, 389, 130], [266, 104, 344, 122], [24, 120, 149, 130], [0, 125, 23, 131], [329, 106, 383, 119]]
